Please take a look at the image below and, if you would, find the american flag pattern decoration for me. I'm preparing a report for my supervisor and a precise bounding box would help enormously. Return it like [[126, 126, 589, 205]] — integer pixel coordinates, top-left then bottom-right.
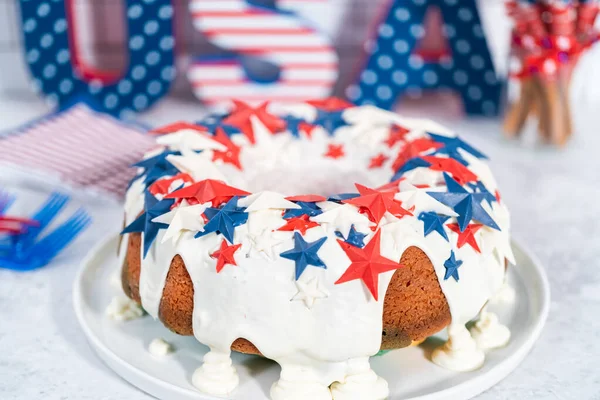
[[0, 103, 155, 196], [188, 0, 338, 106]]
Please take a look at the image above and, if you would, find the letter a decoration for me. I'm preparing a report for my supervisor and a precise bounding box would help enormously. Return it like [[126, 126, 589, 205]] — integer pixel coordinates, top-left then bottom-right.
[[18, 0, 176, 117], [348, 0, 501, 116]]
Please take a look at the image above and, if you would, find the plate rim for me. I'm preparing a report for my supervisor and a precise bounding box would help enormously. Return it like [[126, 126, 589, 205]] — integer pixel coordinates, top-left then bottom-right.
[[73, 234, 551, 400]]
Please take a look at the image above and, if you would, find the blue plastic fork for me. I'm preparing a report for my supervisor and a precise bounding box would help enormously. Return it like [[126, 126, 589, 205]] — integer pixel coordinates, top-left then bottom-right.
[[13, 192, 70, 258], [0, 190, 15, 214], [0, 208, 92, 271]]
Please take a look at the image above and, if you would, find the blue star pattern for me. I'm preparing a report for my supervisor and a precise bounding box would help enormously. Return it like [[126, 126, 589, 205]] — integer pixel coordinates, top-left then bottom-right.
[[428, 132, 487, 162], [283, 201, 323, 219], [328, 193, 359, 203], [280, 232, 327, 280], [18, 0, 176, 117], [392, 157, 432, 180], [122, 190, 174, 258], [313, 110, 349, 135], [196, 113, 240, 137], [335, 225, 367, 248], [427, 173, 500, 232], [418, 211, 450, 241], [467, 181, 496, 207], [443, 250, 463, 281], [195, 197, 248, 243], [348, 0, 501, 116], [282, 115, 309, 138], [132, 149, 179, 186]]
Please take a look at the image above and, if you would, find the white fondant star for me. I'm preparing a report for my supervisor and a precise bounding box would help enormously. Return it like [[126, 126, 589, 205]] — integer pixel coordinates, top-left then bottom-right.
[[291, 277, 329, 309], [246, 209, 287, 236], [166, 151, 228, 182], [481, 227, 515, 265], [402, 167, 444, 187], [237, 191, 300, 212], [157, 129, 226, 152], [152, 203, 210, 245], [395, 182, 458, 216], [311, 202, 372, 237], [249, 228, 286, 260]]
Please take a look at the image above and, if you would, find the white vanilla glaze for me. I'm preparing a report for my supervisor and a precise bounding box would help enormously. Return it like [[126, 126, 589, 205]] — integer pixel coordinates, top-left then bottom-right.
[[469, 309, 511, 350], [122, 103, 513, 399], [148, 338, 174, 357], [106, 295, 145, 321], [431, 324, 485, 372]]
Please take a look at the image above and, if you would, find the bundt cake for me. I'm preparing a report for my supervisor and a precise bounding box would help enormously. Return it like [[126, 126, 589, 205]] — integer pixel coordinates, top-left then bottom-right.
[[117, 99, 514, 400]]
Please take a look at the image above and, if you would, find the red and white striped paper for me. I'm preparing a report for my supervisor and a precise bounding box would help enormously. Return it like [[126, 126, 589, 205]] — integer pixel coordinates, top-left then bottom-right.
[[0, 104, 155, 197]]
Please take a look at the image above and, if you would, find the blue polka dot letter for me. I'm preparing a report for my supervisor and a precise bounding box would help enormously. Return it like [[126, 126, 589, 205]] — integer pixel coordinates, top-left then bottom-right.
[[17, 0, 176, 117], [348, 0, 501, 116]]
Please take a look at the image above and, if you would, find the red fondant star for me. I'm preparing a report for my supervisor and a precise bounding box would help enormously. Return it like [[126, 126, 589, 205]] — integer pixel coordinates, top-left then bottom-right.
[[211, 239, 242, 273], [165, 179, 250, 207], [223, 100, 285, 144], [421, 156, 478, 185], [211, 127, 242, 170], [324, 144, 345, 159], [307, 97, 353, 111], [335, 230, 403, 300], [369, 153, 389, 169], [495, 189, 502, 204], [299, 121, 318, 138], [285, 194, 327, 202], [447, 223, 483, 253], [150, 121, 207, 135], [149, 173, 193, 197], [277, 215, 319, 235], [392, 138, 443, 171], [343, 184, 412, 224], [384, 125, 410, 148]]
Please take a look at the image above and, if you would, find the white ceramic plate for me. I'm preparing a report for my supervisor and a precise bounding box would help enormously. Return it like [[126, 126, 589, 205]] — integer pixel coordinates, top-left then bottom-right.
[[73, 235, 550, 400]]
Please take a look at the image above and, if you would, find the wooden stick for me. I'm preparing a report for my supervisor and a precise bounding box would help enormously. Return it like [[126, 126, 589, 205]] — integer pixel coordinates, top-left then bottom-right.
[[503, 78, 535, 138]]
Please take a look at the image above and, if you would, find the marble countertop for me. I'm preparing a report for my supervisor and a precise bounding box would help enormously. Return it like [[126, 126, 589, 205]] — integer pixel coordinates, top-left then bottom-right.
[[0, 95, 598, 400]]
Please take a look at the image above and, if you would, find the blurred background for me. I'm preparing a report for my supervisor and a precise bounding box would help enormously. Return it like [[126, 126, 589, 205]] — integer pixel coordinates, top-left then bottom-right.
[[0, 0, 515, 123], [0, 1, 600, 399]]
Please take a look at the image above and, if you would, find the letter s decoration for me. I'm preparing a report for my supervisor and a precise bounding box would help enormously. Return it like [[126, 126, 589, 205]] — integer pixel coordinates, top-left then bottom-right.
[[188, 0, 338, 106], [18, 0, 176, 117]]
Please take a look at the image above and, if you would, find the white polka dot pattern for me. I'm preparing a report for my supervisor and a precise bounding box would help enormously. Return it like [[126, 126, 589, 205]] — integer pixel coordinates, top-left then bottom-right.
[[350, 0, 502, 116], [18, 0, 176, 117]]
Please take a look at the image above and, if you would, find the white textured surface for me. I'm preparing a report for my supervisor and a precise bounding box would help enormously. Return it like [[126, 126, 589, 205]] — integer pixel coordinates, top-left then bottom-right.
[[0, 96, 599, 400]]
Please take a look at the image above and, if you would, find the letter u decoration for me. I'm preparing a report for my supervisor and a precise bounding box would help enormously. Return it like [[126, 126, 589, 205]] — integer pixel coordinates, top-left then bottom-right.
[[18, 0, 176, 117]]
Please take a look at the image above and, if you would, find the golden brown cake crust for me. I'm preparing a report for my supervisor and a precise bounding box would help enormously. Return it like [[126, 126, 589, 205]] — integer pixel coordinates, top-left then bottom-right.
[[122, 234, 451, 355]]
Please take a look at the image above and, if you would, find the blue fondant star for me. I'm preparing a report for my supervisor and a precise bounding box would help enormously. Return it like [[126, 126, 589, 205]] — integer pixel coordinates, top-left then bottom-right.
[[335, 225, 367, 248], [328, 193, 359, 203], [467, 181, 496, 207], [195, 197, 248, 243], [427, 173, 500, 232], [428, 132, 488, 160], [443, 250, 463, 282], [282, 115, 308, 138], [418, 212, 450, 241], [313, 110, 349, 135], [196, 114, 240, 137], [392, 157, 432, 180], [121, 191, 175, 258], [283, 201, 323, 218], [280, 232, 327, 280], [132, 149, 180, 186]]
